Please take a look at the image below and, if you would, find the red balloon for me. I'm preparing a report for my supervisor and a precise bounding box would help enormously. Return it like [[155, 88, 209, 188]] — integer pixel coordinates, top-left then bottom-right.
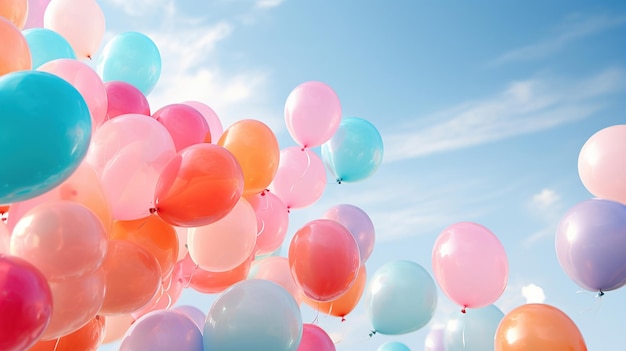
[[104, 81, 150, 120], [28, 315, 106, 351], [0, 255, 53, 351], [288, 219, 360, 301]]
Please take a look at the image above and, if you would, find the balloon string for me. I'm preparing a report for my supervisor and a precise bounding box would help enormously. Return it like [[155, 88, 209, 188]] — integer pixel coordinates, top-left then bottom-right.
[[288, 148, 312, 195], [461, 310, 467, 351], [53, 337, 60, 351], [311, 301, 320, 325], [185, 264, 199, 288]]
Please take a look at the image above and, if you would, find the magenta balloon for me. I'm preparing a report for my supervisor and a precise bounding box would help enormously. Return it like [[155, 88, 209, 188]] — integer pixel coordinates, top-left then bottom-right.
[[24, 0, 51, 29], [556, 199, 626, 292], [424, 326, 445, 351], [153, 104, 210, 151], [248, 191, 290, 255], [268, 147, 326, 209], [297, 324, 336, 351], [322, 204, 375, 262], [182, 101, 223, 143], [432, 222, 508, 310], [105, 81, 151, 120]]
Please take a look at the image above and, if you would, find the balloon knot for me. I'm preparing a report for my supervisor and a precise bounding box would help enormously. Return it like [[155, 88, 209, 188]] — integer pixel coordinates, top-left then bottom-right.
[[287, 207, 291, 214], [341, 316, 346, 322], [597, 290, 605, 297], [337, 178, 342, 184], [261, 190, 267, 196], [87, 55, 92, 60], [149, 207, 158, 214], [461, 307, 467, 314], [368, 330, 377, 337]]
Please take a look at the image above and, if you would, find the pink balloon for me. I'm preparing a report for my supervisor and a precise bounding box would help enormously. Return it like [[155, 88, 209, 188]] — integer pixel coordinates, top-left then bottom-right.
[[284, 81, 342, 148], [38, 58, 108, 127], [174, 226, 189, 261], [323, 204, 375, 262], [0, 221, 9, 254], [432, 222, 508, 310], [24, 0, 51, 29], [105, 81, 150, 120], [253, 256, 302, 304], [297, 324, 336, 351], [578, 125, 626, 205], [153, 104, 210, 151], [268, 147, 327, 210], [182, 101, 223, 143], [247, 191, 289, 255]]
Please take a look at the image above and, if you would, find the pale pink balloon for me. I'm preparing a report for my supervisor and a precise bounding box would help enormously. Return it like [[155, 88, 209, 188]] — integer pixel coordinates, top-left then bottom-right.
[[38, 58, 108, 127], [10, 201, 108, 281], [284, 81, 342, 148], [323, 204, 375, 262], [153, 104, 210, 151], [105, 81, 151, 120], [103, 314, 135, 344], [247, 191, 289, 255], [174, 226, 189, 261], [578, 125, 626, 205], [183, 100, 223, 143], [268, 147, 327, 209], [187, 198, 257, 272], [253, 256, 302, 304], [297, 324, 336, 351], [432, 222, 508, 310], [0, 221, 9, 254], [24, 0, 51, 29], [43, 0, 105, 59]]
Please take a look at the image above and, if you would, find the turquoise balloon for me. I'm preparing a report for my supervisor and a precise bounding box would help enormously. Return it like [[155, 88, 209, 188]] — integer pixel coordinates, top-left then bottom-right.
[[204, 279, 302, 351], [365, 260, 437, 335], [377, 341, 412, 351], [97, 31, 161, 95], [444, 304, 504, 351], [0, 71, 91, 204], [23, 28, 77, 69], [321, 117, 383, 183]]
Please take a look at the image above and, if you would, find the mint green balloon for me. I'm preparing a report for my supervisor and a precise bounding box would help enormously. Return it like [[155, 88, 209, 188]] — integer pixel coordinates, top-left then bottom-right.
[[444, 304, 504, 351], [23, 28, 76, 69], [377, 341, 412, 351]]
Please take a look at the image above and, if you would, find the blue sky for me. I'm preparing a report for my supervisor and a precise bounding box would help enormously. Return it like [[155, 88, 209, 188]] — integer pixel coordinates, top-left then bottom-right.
[[95, 0, 626, 350]]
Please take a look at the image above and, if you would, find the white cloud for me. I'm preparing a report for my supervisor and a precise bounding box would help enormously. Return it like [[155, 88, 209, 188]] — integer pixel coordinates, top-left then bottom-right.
[[522, 283, 546, 304], [532, 188, 560, 211], [524, 188, 563, 247], [256, 0, 286, 8]]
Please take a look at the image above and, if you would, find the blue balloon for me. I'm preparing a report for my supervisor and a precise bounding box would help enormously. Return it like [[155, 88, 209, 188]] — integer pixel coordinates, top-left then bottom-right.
[[321, 117, 383, 183], [120, 310, 203, 351], [97, 31, 161, 95], [0, 71, 91, 204], [444, 304, 504, 351], [377, 341, 412, 351], [365, 260, 437, 335], [23, 28, 76, 69], [204, 279, 302, 351]]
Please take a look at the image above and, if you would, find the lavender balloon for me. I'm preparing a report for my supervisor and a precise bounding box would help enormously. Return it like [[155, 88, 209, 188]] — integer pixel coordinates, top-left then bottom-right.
[[120, 310, 203, 351], [556, 198, 626, 292], [424, 326, 444, 351], [323, 204, 375, 262]]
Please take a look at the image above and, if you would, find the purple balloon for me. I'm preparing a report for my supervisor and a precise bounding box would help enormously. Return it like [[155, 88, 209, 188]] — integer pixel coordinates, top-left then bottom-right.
[[120, 310, 203, 351], [322, 204, 375, 262], [556, 198, 626, 292], [173, 305, 206, 333], [424, 326, 445, 351]]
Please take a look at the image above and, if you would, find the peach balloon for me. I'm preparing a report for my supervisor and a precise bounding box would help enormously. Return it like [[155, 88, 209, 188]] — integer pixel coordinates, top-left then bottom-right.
[[253, 256, 302, 304], [102, 314, 134, 344], [0, 17, 31, 75], [29, 315, 105, 351], [0, 0, 27, 29], [189, 254, 253, 294]]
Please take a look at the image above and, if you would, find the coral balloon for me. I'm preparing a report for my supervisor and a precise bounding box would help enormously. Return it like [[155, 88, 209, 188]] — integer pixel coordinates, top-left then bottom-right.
[[253, 256, 302, 304], [323, 204, 375, 262], [247, 191, 289, 255], [189, 254, 253, 294], [182, 101, 223, 142], [0, 0, 27, 28], [154, 143, 244, 227], [306, 264, 366, 319], [495, 304, 587, 351], [29, 315, 105, 351], [298, 324, 336, 351], [102, 314, 134, 344], [0, 17, 30, 75], [105, 81, 151, 120], [153, 104, 209, 151]]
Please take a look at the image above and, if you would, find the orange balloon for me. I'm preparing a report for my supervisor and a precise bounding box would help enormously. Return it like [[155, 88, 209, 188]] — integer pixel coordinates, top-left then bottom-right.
[[29, 315, 105, 351], [0, 205, 9, 214], [218, 119, 280, 197], [154, 143, 244, 227], [0, 0, 27, 29], [190, 253, 253, 294], [495, 303, 587, 351], [99, 240, 162, 315], [110, 215, 179, 278], [305, 265, 367, 318], [0, 17, 30, 76]]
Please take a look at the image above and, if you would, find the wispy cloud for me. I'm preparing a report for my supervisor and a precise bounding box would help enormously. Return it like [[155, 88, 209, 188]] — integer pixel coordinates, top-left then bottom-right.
[[256, 0, 286, 9], [490, 14, 626, 66], [105, 0, 175, 17], [384, 67, 625, 163], [524, 188, 564, 247]]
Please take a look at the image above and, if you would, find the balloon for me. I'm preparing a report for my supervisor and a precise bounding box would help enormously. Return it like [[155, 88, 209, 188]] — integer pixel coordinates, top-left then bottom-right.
[[247, 191, 289, 255], [444, 304, 504, 351], [298, 324, 336, 351], [322, 204, 375, 262], [204, 279, 302, 351], [173, 306, 205, 333], [97, 32, 161, 95], [253, 256, 302, 304], [432, 222, 508, 310], [23, 28, 76, 68], [99, 240, 162, 315], [305, 264, 366, 319], [0, 255, 52, 351], [289, 219, 360, 302], [219, 119, 280, 196], [105, 81, 151, 120], [0, 0, 27, 28], [494, 304, 587, 351], [284, 81, 342, 148], [43, 0, 105, 59], [0, 71, 91, 204], [322, 117, 383, 182], [0, 221, 9, 254], [377, 342, 411, 351], [24, 0, 50, 29], [268, 147, 327, 209], [38, 58, 108, 128], [556, 199, 626, 292], [10, 202, 108, 281], [120, 310, 203, 351], [28, 315, 105, 351], [365, 260, 437, 335], [182, 101, 223, 142], [154, 143, 244, 227], [187, 197, 257, 272], [102, 314, 134, 344], [0, 17, 30, 75], [578, 125, 626, 205], [189, 254, 253, 294], [174, 226, 189, 261], [424, 326, 445, 351], [153, 103, 209, 151]]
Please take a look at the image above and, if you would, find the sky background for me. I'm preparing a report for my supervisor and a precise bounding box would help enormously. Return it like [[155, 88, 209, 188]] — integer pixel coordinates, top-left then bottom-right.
[[93, 0, 626, 349]]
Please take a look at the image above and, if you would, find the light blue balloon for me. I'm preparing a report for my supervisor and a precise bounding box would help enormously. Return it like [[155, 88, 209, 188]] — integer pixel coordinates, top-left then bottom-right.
[[23, 28, 76, 69], [444, 304, 504, 351], [321, 117, 383, 183], [120, 310, 203, 351], [0, 71, 91, 204], [204, 279, 302, 351], [365, 260, 437, 335], [377, 341, 412, 351], [97, 31, 161, 95]]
